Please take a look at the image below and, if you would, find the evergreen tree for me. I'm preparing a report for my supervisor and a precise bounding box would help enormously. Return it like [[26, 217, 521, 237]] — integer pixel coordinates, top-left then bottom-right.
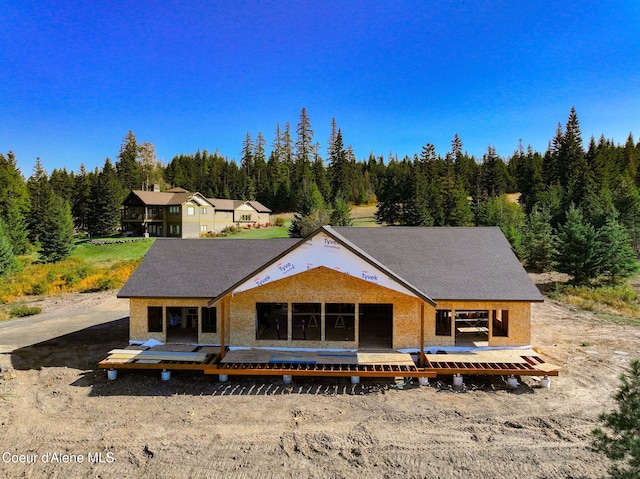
[[554, 204, 602, 284], [88, 159, 122, 237], [441, 176, 473, 226], [26, 157, 52, 244], [523, 206, 555, 272], [597, 213, 640, 283], [0, 219, 15, 275], [288, 182, 328, 238], [39, 194, 75, 263], [375, 159, 412, 225], [4, 197, 29, 255], [612, 177, 640, 250], [72, 163, 93, 232], [592, 359, 640, 479], [116, 130, 143, 191], [404, 171, 433, 226], [0, 151, 31, 222], [330, 195, 353, 227], [293, 108, 315, 205], [480, 146, 509, 197], [328, 126, 350, 202], [484, 194, 525, 253]]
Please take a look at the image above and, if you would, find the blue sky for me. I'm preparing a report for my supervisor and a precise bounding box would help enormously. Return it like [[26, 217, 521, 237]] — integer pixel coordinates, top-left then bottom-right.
[[1, 1, 639, 176]]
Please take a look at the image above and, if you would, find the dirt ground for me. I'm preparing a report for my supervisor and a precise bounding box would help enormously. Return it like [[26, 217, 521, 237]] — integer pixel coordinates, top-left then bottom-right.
[[1, 279, 639, 479]]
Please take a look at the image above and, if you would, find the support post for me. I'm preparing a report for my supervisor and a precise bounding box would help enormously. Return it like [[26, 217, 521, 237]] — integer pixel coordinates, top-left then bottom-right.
[[220, 298, 226, 359], [540, 376, 551, 389], [419, 303, 425, 368]]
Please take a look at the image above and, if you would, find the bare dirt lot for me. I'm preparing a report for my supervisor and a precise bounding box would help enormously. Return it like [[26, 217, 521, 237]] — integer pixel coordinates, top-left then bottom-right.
[[1, 284, 639, 479]]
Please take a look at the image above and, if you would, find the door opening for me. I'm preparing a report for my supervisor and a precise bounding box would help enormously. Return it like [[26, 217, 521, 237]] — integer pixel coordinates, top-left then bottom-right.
[[358, 304, 393, 349]]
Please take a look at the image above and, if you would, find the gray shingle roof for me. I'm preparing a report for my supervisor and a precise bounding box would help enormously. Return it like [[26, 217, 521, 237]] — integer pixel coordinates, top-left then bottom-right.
[[118, 227, 543, 302], [328, 226, 543, 301], [117, 238, 297, 298]]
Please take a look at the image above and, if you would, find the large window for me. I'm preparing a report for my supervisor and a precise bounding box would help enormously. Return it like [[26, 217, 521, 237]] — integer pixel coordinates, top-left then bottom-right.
[[241, 214, 251, 221], [492, 310, 509, 337], [292, 303, 321, 341], [256, 303, 288, 340], [169, 224, 181, 236], [187, 206, 195, 216], [435, 309, 452, 336], [148, 306, 163, 332], [325, 303, 355, 341], [201, 307, 217, 333], [169, 206, 180, 215]]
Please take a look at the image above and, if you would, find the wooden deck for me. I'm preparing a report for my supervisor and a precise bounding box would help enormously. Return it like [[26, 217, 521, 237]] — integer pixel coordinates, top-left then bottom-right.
[[99, 346, 560, 379]]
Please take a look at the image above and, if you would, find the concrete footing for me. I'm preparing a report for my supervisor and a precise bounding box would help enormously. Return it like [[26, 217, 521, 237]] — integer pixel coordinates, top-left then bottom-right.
[[107, 369, 117, 380], [540, 376, 551, 389], [418, 377, 429, 386], [161, 370, 171, 381], [283, 375, 292, 385], [351, 376, 360, 384], [219, 374, 228, 382]]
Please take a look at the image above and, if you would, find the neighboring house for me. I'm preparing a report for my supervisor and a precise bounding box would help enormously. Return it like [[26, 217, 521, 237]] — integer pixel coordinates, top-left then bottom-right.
[[208, 199, 272, 231], [121, 187, 272, 238], [117, 226, 544, 353]]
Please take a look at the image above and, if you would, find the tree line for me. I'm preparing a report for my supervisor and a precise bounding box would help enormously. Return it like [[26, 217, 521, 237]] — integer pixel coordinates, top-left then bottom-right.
[[1, 107, 639, 284]]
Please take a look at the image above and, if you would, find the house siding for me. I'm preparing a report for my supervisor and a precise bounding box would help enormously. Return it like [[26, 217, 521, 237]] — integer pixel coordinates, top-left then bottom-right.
[[129, 297, 220, 344], [428, 300, 531, 347]]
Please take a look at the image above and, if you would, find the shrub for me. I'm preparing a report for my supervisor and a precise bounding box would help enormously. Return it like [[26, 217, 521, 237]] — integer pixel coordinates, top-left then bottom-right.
[[95, 276, 119, 291], [27, 281, 48, 296], [9, 304, 42, 317]]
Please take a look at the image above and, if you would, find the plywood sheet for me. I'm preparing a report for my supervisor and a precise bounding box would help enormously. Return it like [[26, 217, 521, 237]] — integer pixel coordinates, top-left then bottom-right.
[[357, 352, 415, 366], [106, 349, 207, 362], [150, 344, 197, 352]]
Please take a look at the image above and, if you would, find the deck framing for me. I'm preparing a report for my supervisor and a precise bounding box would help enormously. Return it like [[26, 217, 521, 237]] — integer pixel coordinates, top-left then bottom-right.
[[99, 347, 559, 379]]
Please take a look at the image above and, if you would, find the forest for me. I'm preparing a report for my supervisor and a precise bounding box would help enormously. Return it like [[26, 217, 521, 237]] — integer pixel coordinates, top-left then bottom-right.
[[1, 107, 639, 285]]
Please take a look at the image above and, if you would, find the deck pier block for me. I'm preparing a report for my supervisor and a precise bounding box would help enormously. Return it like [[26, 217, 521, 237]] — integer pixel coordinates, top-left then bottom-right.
[[161, 369, 171, 381], [418, 377, 429, 386], [283, 374, 292, 385], [351, 376, 360, 384], [107, 369, 117, 380], [219, 374, 228, 382], [540, 376, 551, 389], [453, 374, 463, 387], [507, 375, 518, 388]]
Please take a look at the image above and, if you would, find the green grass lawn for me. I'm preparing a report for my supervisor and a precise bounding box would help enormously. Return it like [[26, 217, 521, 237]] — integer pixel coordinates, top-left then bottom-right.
[[216, 223, 291, 239], [73, 238, 156, 266]]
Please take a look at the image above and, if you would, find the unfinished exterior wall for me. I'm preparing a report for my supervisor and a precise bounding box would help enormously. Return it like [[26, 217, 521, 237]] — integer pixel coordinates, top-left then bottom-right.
[[429, 300, 532, 347], [227, 266, 424, 349], [129, 297, 220, 344]]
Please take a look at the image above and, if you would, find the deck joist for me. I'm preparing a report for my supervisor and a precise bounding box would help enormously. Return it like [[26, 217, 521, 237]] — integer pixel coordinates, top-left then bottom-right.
[[203, 362, 433, 378]]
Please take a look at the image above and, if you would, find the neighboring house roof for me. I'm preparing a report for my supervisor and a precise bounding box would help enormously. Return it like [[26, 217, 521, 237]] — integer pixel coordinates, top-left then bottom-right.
[[125, 190, 214, 207], [247, 201, 272, 213], [207, 198, 272, 214], [208, 198, 243, 211], [118, 226, 543, 303]]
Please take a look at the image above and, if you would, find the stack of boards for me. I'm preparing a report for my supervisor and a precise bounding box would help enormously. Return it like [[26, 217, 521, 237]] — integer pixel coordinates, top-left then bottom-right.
[[102, 348, 209, 365]]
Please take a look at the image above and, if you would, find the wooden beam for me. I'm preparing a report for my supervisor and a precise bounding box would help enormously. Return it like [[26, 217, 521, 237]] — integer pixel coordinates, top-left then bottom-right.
[[419, 302, 425, 368], [220, 297, 226, 359]]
